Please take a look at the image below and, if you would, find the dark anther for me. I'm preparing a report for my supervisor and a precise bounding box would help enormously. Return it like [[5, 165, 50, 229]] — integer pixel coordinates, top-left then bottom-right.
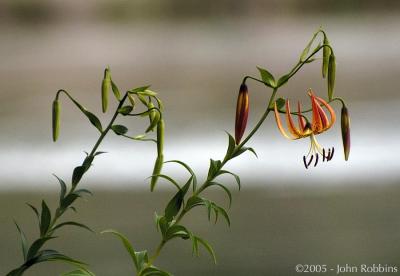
[[307, 155, 314, 168], [322, 148, 326, 162], [327, 148, 331, 161], [328, 147, 335, 161], [303, 156, 308, 169], [314, 153, 319, 167]]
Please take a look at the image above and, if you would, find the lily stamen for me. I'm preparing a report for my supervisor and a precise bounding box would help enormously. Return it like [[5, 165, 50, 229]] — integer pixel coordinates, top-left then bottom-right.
[[274, 89, 336, 168]]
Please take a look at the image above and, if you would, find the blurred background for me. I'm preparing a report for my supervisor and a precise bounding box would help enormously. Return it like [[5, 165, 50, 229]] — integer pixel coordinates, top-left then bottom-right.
[[1, 0, 400, 275]]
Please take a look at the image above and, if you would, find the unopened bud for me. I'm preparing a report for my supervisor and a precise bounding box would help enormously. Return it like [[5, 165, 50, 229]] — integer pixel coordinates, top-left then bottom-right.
[[101, 68, 111, 113], [327, 54, 336, 100], [341, 106, 350, 161], [234, 83, 249, 144], [52, 99, 60, 142]]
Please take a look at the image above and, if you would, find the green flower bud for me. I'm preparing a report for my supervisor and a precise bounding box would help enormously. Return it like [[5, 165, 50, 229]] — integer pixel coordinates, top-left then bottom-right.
[[322, 36, 331, 78], [341, 106, 350, 161], [157, 119, 165, 154], [52, 99, 60, 142], [101, 68, 111, 113], [327, 54, 336, 100]]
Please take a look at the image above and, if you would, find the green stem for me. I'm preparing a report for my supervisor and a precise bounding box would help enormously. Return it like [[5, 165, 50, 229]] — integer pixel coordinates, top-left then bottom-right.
[[285, 44, 334, 83], [148, 241, 166, 265], [242, 76, 273, 88], [48, 93, 128, 232], [147, 37, 333, 267], [148, 86, 279, 266]]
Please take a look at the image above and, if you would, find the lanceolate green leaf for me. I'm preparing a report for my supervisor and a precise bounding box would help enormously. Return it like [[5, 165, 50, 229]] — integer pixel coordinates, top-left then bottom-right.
[[61, 193, 79, 210], [164, 190, 184, 221], [232, 146, 258, 158], [207, 159, 222, 179], [164, 175, 193, 221], [53, 174, 67, 203], [164, 160, 197, 192], [135, 250, 149, 272], [194, 236, 217, 264], [185, 196, 205, 211], [73, 189, 93, 197], [300, 31, 318, 62], [34, 249, 87, 266], [111, 80, 121, 100], [165, 224, 190, 241], [52, 221, 93, 233], [60, 91, 103, 132], [118, 105, 133, 115], [151, 174, 180, 190], [83, 111, 103, 133], [277, 74, 290, 87], [129, 85, 151, 94], [209, 182, 232, 207], [40, 201, 51, 236], [111, 125, 128, 135], [139, 266, 172, 276], [273, 98, 286, 111], [72, 166, 86, 187], [101, 229, 139, 271], [26, 236, 56, 260], [257, 67, 276, 88], [217, 170, 241, 190], [214, 205, 230, 226], [61, 268, 95, 276], [14, 222, 28, 261], [26, 203, 40, 228], [225, 132, 236, 159]]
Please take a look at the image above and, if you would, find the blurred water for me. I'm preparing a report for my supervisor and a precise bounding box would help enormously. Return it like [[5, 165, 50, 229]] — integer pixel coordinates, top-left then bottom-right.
[[1, 4, 400, 276], [0, 15, 399, 190]]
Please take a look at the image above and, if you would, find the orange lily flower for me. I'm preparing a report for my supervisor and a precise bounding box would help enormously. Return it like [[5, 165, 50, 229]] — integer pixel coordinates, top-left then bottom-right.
[[274, 90, 336, 169]]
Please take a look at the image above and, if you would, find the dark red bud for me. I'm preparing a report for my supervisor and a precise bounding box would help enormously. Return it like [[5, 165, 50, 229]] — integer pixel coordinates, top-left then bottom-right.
[[235, 83, 249, 144], [341, 106, 350, 161]]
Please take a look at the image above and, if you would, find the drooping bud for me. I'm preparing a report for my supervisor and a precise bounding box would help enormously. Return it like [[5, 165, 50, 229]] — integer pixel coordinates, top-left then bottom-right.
[[145, 102, 159, 133], [101, 68, 111, 113], [52, 99, 60, 142], [327, 54, 336, 100], [341, 106, 350, 161], [150, 119, 165, 191], [322, 36, 331, 79], [234, 83, 249, 144]]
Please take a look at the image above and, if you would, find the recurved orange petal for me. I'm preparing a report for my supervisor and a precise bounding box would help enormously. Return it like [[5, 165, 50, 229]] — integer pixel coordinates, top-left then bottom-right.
[[274, 102, 296, 140], [315, 96, 336, 129], [285, 99, 302, 138], [309, 91, 324, 133], [297, 101, 306, 132]]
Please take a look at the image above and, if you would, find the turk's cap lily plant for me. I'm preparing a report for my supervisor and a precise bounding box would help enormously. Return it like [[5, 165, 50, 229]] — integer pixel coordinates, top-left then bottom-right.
[[274, 90, 337, 169], [8, 29, 352, 276]]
